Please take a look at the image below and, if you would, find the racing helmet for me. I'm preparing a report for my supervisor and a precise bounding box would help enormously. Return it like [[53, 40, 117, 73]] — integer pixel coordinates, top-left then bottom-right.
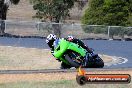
[[67, 35, 74, 41], [46, 34, 57, 44], [46, 34, 57, 48]]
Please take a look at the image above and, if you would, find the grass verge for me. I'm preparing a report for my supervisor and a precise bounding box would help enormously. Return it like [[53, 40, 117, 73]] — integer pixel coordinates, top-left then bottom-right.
[[0, 79, 131, 88]]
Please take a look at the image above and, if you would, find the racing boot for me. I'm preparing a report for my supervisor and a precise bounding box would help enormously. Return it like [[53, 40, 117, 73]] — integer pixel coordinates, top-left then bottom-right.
[[86, 48, 93, 54], [82, 53, 89, 67]]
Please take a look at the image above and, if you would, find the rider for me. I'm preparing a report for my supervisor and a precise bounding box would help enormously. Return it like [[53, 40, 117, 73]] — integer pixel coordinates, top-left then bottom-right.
[[46, 34, 93, 53], [46, 34, 95, 68], [46, 34, 57, 52], [66, 36, 93, 54]]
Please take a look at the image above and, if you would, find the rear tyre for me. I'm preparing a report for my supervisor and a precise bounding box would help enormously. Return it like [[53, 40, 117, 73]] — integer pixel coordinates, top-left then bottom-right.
[[86, 55, 104, 68], [95, 56, 104, 68]]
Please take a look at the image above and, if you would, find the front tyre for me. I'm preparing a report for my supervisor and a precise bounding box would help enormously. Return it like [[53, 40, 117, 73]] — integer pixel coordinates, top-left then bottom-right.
[[64, 51, 82, 68], [60, 62, 71, 69]]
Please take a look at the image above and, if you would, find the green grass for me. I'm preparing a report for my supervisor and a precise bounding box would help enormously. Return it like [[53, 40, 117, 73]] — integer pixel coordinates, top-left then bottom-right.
[[0, 80, 131, 88]]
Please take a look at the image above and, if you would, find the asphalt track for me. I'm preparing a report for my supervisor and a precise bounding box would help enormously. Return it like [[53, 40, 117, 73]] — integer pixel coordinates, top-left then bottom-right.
[[0, 37, 131, 74]]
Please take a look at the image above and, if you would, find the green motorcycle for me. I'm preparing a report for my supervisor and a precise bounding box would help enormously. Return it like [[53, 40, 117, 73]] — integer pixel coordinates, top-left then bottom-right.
[[53, 38, 104, 68]]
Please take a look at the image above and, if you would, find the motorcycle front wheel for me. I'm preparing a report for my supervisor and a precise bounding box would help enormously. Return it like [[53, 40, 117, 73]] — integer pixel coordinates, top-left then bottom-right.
[[64, 50, 83, 68]]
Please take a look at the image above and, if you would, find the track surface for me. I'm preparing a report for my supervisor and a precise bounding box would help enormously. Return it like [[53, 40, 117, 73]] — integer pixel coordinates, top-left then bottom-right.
[[0, 68, 132, 74], [0, 37, 131, 74], [0, 38, 131, 68]]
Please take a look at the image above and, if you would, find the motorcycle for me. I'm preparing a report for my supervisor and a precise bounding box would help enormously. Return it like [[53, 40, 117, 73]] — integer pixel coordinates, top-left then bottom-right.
[[52, 38, 104, 68]]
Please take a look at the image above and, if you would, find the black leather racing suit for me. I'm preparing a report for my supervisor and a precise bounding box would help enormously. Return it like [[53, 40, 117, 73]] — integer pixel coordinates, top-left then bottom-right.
[[66, 38, 93, 54]]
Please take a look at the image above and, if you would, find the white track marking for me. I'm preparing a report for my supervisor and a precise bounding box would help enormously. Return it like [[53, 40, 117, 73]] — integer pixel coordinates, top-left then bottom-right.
[[105, 56, 128, 67], [1, 45, 50, 51]]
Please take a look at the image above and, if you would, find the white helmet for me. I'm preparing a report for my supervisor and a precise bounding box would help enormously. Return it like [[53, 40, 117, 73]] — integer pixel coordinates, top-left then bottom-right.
[[46, 34, 57, 44]]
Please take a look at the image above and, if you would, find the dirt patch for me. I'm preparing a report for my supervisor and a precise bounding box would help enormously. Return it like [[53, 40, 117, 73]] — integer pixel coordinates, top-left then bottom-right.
[[0, 46, 115, 69], [0, 73, 76, 83], [0, 70, 132, 84], [0, 46, 60, 70], [0, 46, 113, 70], [7, 0, 36, 21]]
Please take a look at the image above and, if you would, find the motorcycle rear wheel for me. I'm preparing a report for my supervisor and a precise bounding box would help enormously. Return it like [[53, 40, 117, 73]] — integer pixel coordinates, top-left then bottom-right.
[[86, 55, 104, 68]]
